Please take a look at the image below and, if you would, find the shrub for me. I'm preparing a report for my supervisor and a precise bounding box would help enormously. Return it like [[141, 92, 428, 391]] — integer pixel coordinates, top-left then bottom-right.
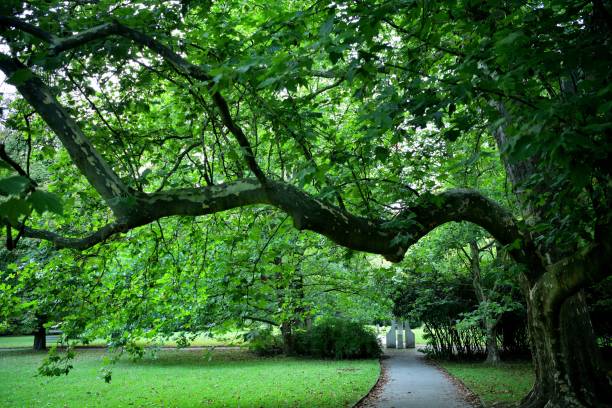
[[294, 317, 381, 359], [246, 327, 283, 356]]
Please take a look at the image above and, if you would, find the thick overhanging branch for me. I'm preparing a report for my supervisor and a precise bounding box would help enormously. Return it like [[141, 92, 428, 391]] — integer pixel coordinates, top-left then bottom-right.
[[2, 18, 530, 266], [0, 55, 130, 214], [0, 15, 58, 43], [22, 222, 132, 250], [542, 225, 612, 315], [23, 179, 525, 264]]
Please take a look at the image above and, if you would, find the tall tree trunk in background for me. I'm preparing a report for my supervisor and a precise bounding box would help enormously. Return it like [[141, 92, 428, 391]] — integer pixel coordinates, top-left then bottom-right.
[[281, 267, 306, 355], [483, 323, 500, 365], [33, 317, 46, 351], [280, 321, 295, 355], [468, 241, 501, 365]]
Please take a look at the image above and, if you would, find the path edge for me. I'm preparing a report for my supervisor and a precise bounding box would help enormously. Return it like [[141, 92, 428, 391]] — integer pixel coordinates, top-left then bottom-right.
[[426, 358, 485, 408], [352, 356, 388, 408]]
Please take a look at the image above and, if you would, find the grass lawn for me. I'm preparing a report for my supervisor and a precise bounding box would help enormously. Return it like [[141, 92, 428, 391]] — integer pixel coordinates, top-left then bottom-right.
[[439, 360, 534, 406], [413, 327, 426, 344], [0, 331, 245, 349], [0, 348, 379, 407]]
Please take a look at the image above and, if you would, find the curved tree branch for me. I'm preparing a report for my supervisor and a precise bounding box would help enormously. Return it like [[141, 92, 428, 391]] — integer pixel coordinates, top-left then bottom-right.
[[542, 225, 612, 315], [1, 17, 535, 270], [23, 178, 527, 265], [0, 15, 58, 43], [22, 222, 132, 250]]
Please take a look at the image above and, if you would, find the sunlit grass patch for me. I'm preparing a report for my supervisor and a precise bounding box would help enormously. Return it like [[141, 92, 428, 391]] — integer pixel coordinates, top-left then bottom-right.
[[0, 331, 245, 349], [0, 348, 379, 407]]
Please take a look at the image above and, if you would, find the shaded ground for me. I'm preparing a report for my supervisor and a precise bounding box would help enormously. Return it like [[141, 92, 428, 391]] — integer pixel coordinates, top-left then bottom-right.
[[358, 348, 475, 408], [439, 360, 534, 407]]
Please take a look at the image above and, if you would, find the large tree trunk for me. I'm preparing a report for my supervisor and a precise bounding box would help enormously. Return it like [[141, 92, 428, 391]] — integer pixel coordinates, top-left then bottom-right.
[[33, 319, 46, 351], [520, 280, 611, 408], [468, 241, 501, 365], [484, 321, 500, 365], [280, 321, 295, 355]]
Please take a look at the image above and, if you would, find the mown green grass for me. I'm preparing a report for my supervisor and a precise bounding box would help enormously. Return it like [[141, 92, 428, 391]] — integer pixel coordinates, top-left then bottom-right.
[[412, 327, 426, 344], [0, 331, 245, 349], [440, 360, 534, 406], [0, 348, 379, 407], [0, 336, 54, 348]]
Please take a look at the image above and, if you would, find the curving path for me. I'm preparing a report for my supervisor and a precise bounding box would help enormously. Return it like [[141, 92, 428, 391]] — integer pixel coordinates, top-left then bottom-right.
[[359, 348, 475, 408]]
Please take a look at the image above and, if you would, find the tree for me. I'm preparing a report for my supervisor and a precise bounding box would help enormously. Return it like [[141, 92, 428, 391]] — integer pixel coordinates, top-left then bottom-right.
[[1, 1, 610, 406], [392, 223, 526, 361], [0, 243, 99, 351], [0, 134, 91, 351]]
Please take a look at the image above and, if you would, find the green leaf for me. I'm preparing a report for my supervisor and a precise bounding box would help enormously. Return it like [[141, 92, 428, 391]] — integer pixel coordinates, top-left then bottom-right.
[[328, 50, 342, 64], [443, 129, 461, 142], [134, 101, 150, 113], [496, 31, 524, 47], [6, 69, 33, 86], [41, 146, 56, 158], [29, 191, 63, 215], [374, 146, 390, 161], [0, 176, 30, 195], [0, 198, 30, 224], [257, 77, 279, 89], [319, 17, 334, 37]]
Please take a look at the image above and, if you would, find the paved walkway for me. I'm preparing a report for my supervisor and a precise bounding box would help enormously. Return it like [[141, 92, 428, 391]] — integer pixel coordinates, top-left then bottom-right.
[[361, 348, 475, 408]]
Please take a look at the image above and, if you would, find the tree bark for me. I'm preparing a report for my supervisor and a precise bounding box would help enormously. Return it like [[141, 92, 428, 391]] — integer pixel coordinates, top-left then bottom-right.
[[494, 115, 612, 407], [484, 322, 500, 365], [33, 318, 46, 351], [1, 16, 611, 406], [468, 241, 501, 364], [280, 321, 295, 355], [520, 272, 612, 407]]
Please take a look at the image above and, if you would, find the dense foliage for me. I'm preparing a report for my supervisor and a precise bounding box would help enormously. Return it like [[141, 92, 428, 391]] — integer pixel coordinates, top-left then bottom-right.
[[247, 318, 382, 359], [247, 326, 284, 356], [294, 317, 382, 359], [587, 277, 612, 349], [0, 1, 611, 406], [393, 224, 528, 360]]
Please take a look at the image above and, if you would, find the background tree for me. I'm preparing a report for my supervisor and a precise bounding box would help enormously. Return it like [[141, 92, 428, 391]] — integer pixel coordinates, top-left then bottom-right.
[[392, 223, 527, 361]]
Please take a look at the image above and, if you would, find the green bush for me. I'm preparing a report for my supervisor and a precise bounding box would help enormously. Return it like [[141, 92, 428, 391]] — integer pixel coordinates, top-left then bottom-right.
[[295, 318, 381, 359], [246, 327, 283, 356]]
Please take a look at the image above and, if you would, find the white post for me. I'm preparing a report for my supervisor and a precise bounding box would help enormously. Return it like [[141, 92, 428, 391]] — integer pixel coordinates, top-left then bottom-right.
[[397, 321, 404, 349], [386, 320, 397, 348], [404, 321, 416, 348]]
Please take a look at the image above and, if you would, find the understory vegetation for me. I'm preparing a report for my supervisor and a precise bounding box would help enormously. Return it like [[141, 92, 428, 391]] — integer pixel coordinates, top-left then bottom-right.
[[393, 224, 531, 362]]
